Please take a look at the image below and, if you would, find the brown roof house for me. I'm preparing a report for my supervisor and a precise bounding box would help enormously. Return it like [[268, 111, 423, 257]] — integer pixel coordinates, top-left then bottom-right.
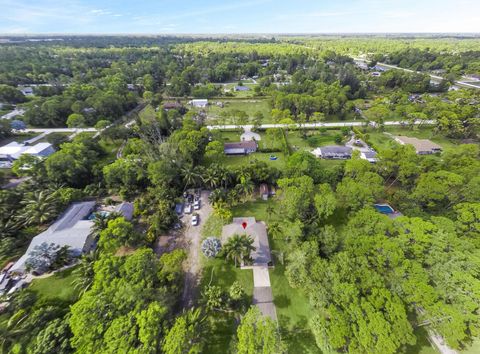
[[394, 136, 442, 155], [224, 141, 258, 155]]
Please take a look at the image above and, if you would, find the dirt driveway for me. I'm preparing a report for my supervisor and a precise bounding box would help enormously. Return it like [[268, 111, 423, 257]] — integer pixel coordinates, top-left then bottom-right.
[[181, 190, 212, 308]]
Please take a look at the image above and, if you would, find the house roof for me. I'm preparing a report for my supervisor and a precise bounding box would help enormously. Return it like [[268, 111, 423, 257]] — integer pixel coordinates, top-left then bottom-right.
[[361, 151, 377, 158], [24, 143, 55, 156], [224, 141, 257, 150], [319, 146, 352, 155], [10, 201, 96, 273], [394, 136, 442, 152], [163, 102, 182, 109], [0, 142, 54, 159], [114, 202, 134, 221]]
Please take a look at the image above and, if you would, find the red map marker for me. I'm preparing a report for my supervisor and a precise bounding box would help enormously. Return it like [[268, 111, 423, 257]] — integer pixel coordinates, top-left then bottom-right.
[[242, 221, 247, 230]]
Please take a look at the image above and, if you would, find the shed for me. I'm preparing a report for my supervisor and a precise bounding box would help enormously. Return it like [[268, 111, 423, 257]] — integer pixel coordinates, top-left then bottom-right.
[[259, 184, 269, 200]]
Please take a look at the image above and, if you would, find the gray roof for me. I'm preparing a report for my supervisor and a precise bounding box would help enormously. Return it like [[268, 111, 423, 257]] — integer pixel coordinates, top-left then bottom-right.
[[10, 201, 95, 273], [114, 202, 134, 221], [320, 145, 352, 155], [362, 151, 377, 158]]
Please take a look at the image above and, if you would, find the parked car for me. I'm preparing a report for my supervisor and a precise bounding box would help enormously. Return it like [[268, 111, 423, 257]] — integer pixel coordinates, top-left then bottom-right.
[[191, 214, 199, 226], [184, 204, 192, 214], [194, 200, 200, 210]]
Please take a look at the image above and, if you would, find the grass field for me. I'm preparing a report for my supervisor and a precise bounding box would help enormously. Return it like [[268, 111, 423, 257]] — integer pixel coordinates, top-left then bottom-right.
[[221, 152, 287, 169], [138, 104, 157, 122], [366, 126, 461, 151], [203, 99, 272, 124], [29, 266, 80, 304], [200, 257, 254, 354], [231, 198, 320, 353], [231, 198, 278, 221]]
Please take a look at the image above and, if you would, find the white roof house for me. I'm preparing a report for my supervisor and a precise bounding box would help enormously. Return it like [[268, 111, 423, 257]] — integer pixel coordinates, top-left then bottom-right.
[[360, 150, 378, 163], [10, 201, 96, 274], [0, 142, 55, 163], [312, 146, 352, 159], [10, 201, 135, 274], [188, 99, 208, 108]]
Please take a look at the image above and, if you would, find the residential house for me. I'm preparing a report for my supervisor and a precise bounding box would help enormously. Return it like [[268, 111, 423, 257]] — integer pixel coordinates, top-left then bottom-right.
[[20, 87, 33, 96], [394, 136, 442, 155], [188, 99, 208, 108], [9, 201, 134, 275], [163, 102, 183, 111], [234, 86, 250, 92], [0, 142, 55, 168], [312, 146, 352, 159], [224, 141, 258, 155], [360, 150, 378, 163]]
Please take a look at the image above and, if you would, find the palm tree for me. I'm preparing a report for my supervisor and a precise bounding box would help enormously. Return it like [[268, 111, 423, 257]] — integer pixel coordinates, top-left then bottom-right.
[[209, 189, 227, 205], [266, 204, 276, 221], [204, 166, 222, 189], [268, 221, 284, 240], [72, 250, 99, 296], [17, 190, 58, 226], [222, 234, 255, 267], [181, 166, 201, 191]]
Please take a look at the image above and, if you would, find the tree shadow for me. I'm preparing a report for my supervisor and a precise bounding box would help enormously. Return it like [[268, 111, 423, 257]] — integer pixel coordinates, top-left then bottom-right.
[[274, 294, 291, 308]]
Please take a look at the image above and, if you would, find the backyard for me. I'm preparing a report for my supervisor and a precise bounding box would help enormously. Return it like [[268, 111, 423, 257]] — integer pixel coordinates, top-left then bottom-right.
[[366, 126, 462, 151], [29, 266, 81, 304]]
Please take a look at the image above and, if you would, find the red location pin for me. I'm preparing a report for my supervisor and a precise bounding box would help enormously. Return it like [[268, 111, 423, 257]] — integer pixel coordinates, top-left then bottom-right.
[[242, 222, 247, 230]]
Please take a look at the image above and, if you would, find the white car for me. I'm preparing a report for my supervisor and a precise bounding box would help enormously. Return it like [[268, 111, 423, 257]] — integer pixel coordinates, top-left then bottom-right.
[[184, 204, 192, 214], [194, 200, 200, 210], [191, 214, 199, 226]]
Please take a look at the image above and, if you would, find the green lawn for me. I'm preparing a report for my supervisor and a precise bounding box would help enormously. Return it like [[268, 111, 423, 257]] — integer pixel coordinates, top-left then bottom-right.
[[29, 266, 80, 304], [462, 338, 480, 354], [231, 198, 320, 353], [138, 104, 157, 122], [269, 263, 319, 354], [200, 257, 254, 354], [201, 214, 224, 239], [231, 198, 279, 222], [203, 99, 272, 124], [286, 130, 342, 151], [366, 126, 461, 151], [221, 152, 287, 170]]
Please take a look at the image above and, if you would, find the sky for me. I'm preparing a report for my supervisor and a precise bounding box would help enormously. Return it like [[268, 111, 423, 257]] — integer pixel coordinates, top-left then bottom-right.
[[0, 0, 479, 34]]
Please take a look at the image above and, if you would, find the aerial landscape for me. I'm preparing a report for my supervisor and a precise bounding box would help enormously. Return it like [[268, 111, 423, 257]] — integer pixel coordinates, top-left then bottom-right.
[[0, 1, 479, 353]]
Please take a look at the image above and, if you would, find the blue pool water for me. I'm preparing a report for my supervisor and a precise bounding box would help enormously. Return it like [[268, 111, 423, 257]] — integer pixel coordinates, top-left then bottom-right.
[[87, 211, 110, 220], [374, 204, 395, 214]]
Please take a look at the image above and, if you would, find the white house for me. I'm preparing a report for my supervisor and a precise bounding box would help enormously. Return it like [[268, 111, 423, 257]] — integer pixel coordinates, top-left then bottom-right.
[[360, 150, 378, 163], [312, 146, 352, 159], [188, 99, 208, 108], [0, 142, 55, 168], [9, 201, 134, 274]]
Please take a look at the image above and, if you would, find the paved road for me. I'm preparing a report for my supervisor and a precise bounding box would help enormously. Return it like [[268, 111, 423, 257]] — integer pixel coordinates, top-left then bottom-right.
[[207, 120, 435, 130], [181, 190, 213, 309], [356, 58, 480, 90], [19, 119, 435, 135]]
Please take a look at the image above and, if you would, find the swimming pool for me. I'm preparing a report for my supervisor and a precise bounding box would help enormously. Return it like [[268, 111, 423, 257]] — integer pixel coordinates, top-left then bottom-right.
[[374, 204, 395, 214], [87, 211, 110, 220]]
